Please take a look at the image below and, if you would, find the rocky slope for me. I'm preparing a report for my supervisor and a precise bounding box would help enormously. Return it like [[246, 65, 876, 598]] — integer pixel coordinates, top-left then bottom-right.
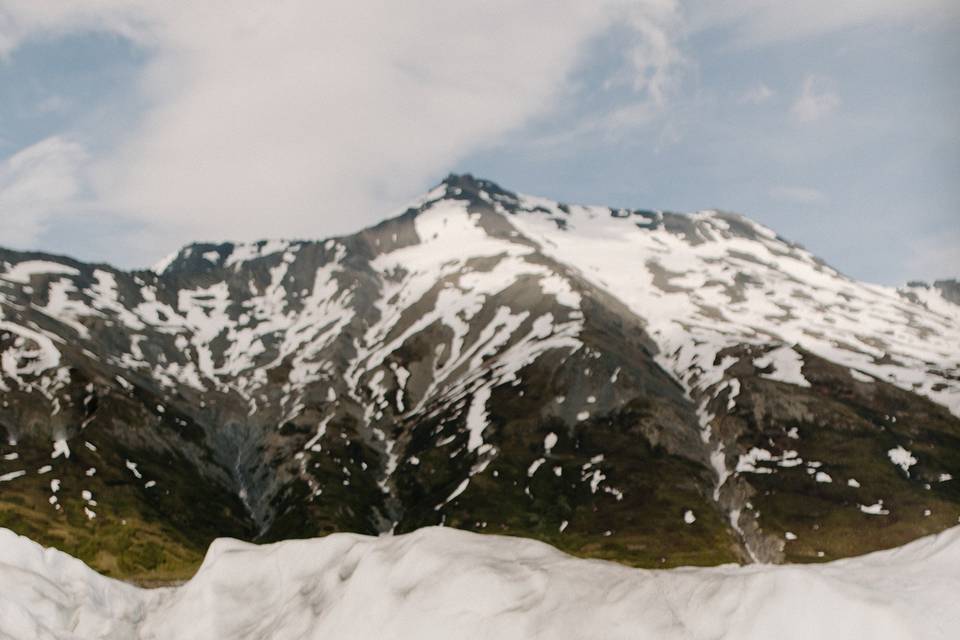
[[1, 174, 958, 580]]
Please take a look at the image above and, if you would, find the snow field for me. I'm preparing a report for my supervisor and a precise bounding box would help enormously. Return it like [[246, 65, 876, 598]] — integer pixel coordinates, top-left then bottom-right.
[[1, 524, 959, 640]]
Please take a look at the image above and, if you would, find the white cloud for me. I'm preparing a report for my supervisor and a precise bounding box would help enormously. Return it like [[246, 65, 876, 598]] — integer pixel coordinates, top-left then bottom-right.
[[768, 185, 826, 204], [0, 1, 153, 58], [739, 83, 774, 104], [0, 136, 86, 248], [617, 5, 686, 107], [790, 75, 839, 123], [0, 1, 683, 257]]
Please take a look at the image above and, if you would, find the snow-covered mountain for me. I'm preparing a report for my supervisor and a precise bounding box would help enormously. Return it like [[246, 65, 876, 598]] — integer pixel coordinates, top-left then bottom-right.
[[1, 174, 958, 580], [2, 524, 960, 640]]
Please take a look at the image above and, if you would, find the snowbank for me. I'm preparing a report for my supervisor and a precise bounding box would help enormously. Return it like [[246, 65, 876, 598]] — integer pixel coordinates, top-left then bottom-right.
[[1, 525, 959, 639]]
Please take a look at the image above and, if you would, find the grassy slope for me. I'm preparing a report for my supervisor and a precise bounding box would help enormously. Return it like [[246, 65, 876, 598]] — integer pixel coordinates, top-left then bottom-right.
[[727, 350, 960, 562]]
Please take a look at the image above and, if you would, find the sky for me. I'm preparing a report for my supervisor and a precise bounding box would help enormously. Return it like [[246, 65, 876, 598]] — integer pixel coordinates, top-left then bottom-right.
[[0, 1, 957, 285]]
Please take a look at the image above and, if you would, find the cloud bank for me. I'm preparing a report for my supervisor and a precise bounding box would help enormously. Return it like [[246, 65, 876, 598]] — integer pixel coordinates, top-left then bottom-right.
[[0, 136, 87, 248], [0, 0, 682, 252]]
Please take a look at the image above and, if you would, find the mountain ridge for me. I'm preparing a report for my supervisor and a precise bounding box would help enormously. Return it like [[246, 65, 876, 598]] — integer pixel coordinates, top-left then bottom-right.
[[1, 174, 958, 580]]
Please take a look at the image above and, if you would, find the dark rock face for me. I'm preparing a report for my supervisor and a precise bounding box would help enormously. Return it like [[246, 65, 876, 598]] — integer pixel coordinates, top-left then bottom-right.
[[1, 175, 958, 580]]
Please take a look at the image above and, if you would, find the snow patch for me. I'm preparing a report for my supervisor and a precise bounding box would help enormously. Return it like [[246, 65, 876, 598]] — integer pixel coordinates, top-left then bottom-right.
[[860, 501, 890, 516], [465, 386, 492, 453], [888, 446, 917, 476], [753, 346, 811, 388], [1, 261, 79, 284], [543, 432, 558, 454]]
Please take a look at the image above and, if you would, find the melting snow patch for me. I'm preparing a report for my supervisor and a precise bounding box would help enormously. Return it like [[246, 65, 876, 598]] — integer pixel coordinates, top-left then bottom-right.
[[888, 446, 917, 476], [437, 479, 469, 508], [0, 471, 26, 482], [753, 346, 812, 388], [527, 459, 545, 477], [778, 451, 803, 468], [603, 486, 624, 501], [125, 460, 143, 479], [465, 386, 492, 453], [709, 444, 730, 499], [726, 378, 741, 410], [51, 439, 70, 459], [543, 432, 558, 454], [0, 322, 62, 378], [303, 416, 331, 453], [537, 273, 581, 308], [587, 469, 606, 494], [736, 448, 775, 474], [859, 501, 890, 516], [1, 260, 79, 283]]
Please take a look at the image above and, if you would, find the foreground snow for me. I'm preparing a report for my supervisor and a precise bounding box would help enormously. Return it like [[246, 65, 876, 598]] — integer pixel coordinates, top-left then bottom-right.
[[1, 526, 959, 640]]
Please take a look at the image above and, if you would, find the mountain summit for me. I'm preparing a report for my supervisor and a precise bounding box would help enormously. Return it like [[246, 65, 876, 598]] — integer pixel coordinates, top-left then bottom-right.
[[1, 175, 958, 580]]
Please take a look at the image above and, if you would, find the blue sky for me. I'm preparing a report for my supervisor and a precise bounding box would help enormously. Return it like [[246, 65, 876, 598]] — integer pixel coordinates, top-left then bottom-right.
[[0, 2, 957, 284]]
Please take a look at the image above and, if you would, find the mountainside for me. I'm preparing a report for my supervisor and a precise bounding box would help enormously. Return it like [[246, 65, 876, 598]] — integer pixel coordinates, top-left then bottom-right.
[[3, 524, 960, 640], [1, 174, 958, 580]]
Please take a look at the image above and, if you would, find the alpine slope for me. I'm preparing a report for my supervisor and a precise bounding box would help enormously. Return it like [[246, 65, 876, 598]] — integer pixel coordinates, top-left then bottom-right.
[[0, 174, 957, 580]]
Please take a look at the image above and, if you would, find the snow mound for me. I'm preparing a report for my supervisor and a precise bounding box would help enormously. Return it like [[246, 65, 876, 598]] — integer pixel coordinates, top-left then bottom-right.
[[2, 525, 959, 639]]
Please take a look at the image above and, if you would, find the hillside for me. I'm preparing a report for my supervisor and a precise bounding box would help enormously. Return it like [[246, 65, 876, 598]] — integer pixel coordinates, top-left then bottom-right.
[[1, 174, 958, 580]]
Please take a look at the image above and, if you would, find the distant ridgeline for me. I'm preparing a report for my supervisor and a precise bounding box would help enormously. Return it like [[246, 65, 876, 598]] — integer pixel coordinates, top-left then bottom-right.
[[1, 174, 958, 581]]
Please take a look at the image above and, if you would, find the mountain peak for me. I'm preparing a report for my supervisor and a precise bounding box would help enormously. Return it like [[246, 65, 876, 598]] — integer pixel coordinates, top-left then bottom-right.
[[147, 176, 793, 279], [439, 173, 516, 200]]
